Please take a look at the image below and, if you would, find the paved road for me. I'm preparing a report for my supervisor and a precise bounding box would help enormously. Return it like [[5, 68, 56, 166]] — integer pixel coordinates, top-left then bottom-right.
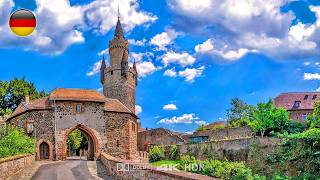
[[30, 160, 111, 180]]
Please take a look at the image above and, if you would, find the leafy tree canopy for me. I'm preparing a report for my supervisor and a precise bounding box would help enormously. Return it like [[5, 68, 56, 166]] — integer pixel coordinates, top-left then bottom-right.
[[306, 101, 320, 128], [226, 98, 254, 127], [0, 78, 47, 116]]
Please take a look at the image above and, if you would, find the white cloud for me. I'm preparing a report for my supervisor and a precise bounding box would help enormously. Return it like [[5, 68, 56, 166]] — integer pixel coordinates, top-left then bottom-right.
[[130, 52, 153, 62], [83, 0, 157, 34], [304, 73, 320, 80], [136, 61, 158, 77], [86, 60, 102, 76], [128, 38, 146, 46], [163, 68, 177, 77], [158, 113, 200, 124], [0, 0, 85, 54], [0, 0, 157, 54], [135, 105, 142, 115], [98, 48, 109, 56], [163, 104, 178, 110], [179, 66, 205, 83], [195, 120, 208, 125], [150, 29, 178, 50], [162, 51, 196, 67], [195, 38, 250, 60], [169, 0, 320, 60], [316, 87, 320, 92], [195, 39, 214, 53], [304, 61, 311, 66]]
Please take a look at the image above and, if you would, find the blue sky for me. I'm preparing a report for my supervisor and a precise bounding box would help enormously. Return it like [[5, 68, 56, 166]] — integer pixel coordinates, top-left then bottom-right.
[[1, 0, 320, 133]]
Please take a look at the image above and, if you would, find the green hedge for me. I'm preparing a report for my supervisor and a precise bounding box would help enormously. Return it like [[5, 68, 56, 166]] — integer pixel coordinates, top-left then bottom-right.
[[148, 145, 165, 162], [178, 155, 265, 180], [0, 125, 36, 158]]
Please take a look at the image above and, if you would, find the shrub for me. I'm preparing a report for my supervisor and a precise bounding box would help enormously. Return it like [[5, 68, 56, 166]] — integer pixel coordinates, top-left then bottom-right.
[[178, 155, 264, 180], [0, 125, 36, 158], [169, 145, 178, 160], [148, 145, 165, 162]]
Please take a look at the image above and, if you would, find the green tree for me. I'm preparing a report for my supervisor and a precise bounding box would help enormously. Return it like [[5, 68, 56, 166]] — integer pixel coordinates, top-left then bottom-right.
[[306, 101, 320, 128], [196, 124, 206, 132], [0, 78, 47, 116], [249, 99, 293, 137], [67, 129, 83, 151], [226, 98, 253, 127]]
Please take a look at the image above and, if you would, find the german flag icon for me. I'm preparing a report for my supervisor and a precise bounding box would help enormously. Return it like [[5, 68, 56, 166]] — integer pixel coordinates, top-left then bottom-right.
[[9, 9, 36, 36]]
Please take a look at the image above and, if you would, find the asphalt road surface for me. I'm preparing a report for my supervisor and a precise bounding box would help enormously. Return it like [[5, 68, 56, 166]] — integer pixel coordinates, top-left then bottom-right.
[[31, 159, 111, 180]]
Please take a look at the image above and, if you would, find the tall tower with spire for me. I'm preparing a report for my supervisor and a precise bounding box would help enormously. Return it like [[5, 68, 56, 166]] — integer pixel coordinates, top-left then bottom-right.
[[100, 12, 138, 113]]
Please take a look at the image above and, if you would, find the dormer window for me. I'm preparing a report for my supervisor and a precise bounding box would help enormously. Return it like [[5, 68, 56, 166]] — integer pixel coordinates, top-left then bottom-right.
[[313, 95, 317, 100], [293, 101, 301, 108], [304, 95, 308, 100]]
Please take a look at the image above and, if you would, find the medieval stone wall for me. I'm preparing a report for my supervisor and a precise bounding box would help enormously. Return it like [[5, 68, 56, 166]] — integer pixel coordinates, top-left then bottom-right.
[[192, 126, 253, 141], [7, 110, 55, 159], [104, 112, 138, 160], [137, 128, 186, 151], [0, 154, 34, 180]]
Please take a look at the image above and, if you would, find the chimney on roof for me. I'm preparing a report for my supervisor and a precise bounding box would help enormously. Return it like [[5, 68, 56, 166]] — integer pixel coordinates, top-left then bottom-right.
[[25, 95, 30, 104]]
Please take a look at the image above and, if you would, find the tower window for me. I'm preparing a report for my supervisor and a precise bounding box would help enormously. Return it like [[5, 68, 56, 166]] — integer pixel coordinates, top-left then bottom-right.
[[110, 71, 113, 75], [76, 104, 81, 113], [304, 95, 308, 100], [116, 140, 120, 147]]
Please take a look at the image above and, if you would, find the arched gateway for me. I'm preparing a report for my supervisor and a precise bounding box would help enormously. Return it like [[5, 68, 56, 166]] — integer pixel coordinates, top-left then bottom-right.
[[6, 14, 140, 161], [62, 124, 100, 160]]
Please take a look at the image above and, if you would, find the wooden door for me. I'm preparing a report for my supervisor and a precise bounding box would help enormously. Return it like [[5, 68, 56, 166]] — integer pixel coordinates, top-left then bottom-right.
[[40, 142, 49, 159]]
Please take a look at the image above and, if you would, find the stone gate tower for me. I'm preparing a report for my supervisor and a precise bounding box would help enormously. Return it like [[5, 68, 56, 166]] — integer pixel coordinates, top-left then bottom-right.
[[100, 15, 138, 113]]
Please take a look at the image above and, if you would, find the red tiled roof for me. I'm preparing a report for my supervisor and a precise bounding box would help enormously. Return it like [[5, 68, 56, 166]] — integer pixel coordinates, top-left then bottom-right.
[[274, 92, 320, 110], [8, 88, 135, 120], [49, 88, 106, 102], [9, 96, 51, 119], [104, 98, 132, 113]]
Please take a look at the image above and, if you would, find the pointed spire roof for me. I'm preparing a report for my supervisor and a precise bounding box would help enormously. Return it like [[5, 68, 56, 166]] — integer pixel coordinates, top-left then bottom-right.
[[100, 54, 106, 70], [133, 59, 137, 71], [114, 6, 124, 38]]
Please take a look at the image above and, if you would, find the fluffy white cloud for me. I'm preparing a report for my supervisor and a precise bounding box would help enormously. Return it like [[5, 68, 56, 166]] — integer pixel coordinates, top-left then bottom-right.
[[169, 0, 320, 60], [304, 73, 320, 80], [83, 0, 157, 34], [162, 51, 196, 67], [128, 38, 146, 46], [163, 104, 178, 110], [316, 87, 320, 92], [195, 38, 250, 60], [86, 60, 102, 76], [163, 68, 177, 77], [179, 66, 205, 83], [136, 61, 158, 77], [0, 0, 156, 54], [158, 113, 199, 124], [135, 105, 142, 115], [0, 0, 84, 54], [150, 29, 178, 50], [195, 39, 214, 53]]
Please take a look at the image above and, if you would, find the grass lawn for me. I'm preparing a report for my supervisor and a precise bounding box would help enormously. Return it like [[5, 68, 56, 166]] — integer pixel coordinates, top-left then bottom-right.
[[151, 160, 181, 167]]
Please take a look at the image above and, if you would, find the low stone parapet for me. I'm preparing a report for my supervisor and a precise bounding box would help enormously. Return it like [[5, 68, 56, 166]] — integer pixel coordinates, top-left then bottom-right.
[[100, 153, 216, 180], [0, 154, 34, 180]]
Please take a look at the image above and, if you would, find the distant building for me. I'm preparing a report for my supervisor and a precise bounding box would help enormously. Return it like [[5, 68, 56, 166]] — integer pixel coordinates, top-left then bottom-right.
[[274, 92, 320, 122], [137, 128, 186, 151], [189, 125, 253, 143]]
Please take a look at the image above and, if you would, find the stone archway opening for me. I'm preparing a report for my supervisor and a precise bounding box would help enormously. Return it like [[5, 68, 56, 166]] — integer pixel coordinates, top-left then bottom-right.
[[63, 125, 99, 161]]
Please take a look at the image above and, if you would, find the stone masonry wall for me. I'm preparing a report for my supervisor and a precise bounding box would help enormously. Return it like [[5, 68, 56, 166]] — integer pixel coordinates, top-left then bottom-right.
[[172, 137, 281, 162], [288, 109, 312, 123], [54, 101, 106, 160], [7, 110, 55, 159], [192, 126, 253, 141], [100, 153, 215, 180], [137, 128, 185, 151], [104, 112, 138, 160], [0, 154, 34, 180]]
